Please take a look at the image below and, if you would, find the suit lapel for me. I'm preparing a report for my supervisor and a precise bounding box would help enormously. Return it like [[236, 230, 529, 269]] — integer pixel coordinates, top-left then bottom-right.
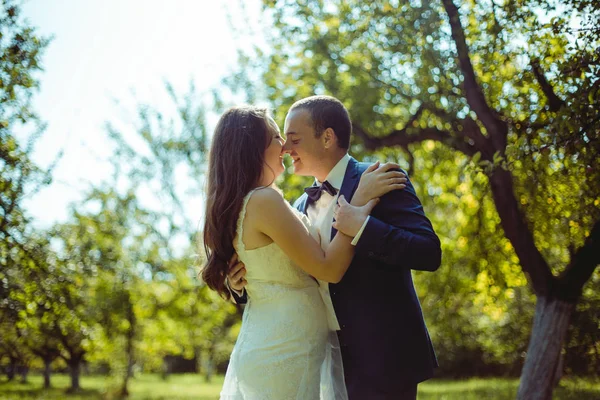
[[330, 157, 361, 241]]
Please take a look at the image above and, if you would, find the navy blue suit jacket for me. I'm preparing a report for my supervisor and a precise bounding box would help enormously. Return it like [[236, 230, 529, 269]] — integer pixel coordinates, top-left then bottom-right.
[[293, 157, 441, 391]]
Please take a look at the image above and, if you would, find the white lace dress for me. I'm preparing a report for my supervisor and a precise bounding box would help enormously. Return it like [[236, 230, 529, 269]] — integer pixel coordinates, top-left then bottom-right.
[[220, 189, 347, 400]]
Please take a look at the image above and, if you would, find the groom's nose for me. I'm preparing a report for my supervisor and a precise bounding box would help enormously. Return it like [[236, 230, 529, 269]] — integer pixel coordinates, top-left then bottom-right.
[[282, 140, 292, 153]]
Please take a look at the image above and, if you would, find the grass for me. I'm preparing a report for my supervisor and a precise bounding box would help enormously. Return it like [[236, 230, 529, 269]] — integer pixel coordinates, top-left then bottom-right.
[[0, 374, 224, 400], [418, 377, 600, 400], [0, 374, 598, 399]]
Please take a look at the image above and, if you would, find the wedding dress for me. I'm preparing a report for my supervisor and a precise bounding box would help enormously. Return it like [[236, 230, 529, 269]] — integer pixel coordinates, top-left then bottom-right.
[[220, 188, 347, 400]]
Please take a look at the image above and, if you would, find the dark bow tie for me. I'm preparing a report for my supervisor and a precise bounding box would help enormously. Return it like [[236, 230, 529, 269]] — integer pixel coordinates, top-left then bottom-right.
[[304, 180, 338, 203]]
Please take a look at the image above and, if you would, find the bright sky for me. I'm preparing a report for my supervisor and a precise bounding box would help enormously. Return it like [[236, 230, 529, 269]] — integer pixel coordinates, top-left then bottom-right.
[[21, 0, 264, 229]]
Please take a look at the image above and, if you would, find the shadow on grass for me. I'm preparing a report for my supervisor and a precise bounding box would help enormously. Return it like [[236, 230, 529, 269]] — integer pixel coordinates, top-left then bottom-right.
[[418, 378, 600, 400], [419, 387, 600, 400], [552, 385, 600, 400], [0, 388, 104, 400], [419, 386, 515, 399], [0, 374, 222, 400], [0, 380, 103, 400]]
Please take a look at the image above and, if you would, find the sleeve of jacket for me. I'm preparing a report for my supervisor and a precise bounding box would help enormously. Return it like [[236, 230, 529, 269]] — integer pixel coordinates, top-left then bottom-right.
[[353, 173, 441, 271], [230, 288, 248, 304]]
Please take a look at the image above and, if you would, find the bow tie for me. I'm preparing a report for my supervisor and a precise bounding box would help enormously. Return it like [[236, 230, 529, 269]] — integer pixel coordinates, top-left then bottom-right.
[[304, 180, 338, 203]]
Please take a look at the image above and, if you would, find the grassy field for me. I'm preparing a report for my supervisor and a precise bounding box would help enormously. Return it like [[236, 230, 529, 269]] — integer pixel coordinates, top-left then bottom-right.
[[0, 374, 598, 399]]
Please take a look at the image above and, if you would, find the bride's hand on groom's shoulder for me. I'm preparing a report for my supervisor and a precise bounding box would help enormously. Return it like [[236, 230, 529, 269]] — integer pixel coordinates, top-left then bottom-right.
[[352, 161, 407, 206], [333, 195, 379, 237]]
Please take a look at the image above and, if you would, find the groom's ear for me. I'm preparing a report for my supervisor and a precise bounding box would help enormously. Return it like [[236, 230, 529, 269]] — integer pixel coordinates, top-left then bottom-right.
[[322, 127, 337, 149]]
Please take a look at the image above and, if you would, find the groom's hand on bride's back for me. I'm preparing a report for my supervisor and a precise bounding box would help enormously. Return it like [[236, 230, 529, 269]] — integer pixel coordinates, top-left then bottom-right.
[[227, 253, 247, 293]]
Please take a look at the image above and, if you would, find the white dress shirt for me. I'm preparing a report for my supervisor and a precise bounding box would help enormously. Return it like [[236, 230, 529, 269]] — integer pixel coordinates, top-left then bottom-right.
[[307, 153, 369, 249]]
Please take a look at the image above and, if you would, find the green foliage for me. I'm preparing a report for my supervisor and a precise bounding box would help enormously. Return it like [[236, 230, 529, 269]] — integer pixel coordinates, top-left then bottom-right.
[[1, 12, 237, 385], [0, 0, 49, 122], [0, 0, 57, 379], [60, 83, 240, 392]]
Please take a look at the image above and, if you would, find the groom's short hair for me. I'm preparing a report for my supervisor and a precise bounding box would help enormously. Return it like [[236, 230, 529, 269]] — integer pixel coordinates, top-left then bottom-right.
[[289, 95, 351, 149]]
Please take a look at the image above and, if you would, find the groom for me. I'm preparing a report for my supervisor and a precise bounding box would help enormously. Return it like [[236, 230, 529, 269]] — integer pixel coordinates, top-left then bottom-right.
[[229, 95, 441, 399]]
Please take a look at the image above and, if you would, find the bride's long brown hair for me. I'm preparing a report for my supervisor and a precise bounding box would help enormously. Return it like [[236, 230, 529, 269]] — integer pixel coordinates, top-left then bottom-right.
[[201, 106, 270, 298]]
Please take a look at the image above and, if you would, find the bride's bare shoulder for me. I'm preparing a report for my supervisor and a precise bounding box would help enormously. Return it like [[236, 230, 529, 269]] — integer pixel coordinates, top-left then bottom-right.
[[246, 187, 286, 213]]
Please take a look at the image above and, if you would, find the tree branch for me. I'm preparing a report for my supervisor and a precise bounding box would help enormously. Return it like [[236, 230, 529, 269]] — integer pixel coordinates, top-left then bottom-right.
[[557, 219, 600, 301], [353, 122, 478, 157], [352, 104, 491, 158], [401, 144, 415, 176], [441, 0, 508, 150], [458, 117, 495, 160], [406, 104, 425, 127], [488, 168, 554, 295], [530, 58, 566, 112]]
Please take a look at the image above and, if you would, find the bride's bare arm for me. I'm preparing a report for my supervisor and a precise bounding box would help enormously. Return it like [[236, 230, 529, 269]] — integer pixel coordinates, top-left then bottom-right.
[[247, 187, 376, 283]]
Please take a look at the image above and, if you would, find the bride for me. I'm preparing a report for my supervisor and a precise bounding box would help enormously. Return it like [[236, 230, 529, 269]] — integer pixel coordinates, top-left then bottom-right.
[[201, 106, 402, 399]]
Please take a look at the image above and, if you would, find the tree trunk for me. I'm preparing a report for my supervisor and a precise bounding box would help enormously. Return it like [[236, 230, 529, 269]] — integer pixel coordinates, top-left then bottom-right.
[[6, 358, 16, 381], [19, 365, 28, 383], [517, 296, 575, 400], [553, 349, 565, 388], [68, 360, 81, 392], [204, 346, 215, 383], [120, 375, 130, 397], [161, 357, 171, 381], [120, 296, 135, 397], [195, 347, 202, 374], [43, 359, 52, 388], [120, 353, 134, 396]]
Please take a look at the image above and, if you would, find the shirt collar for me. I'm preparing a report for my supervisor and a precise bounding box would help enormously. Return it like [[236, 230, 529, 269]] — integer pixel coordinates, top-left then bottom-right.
[[316, 153, 350, 190]]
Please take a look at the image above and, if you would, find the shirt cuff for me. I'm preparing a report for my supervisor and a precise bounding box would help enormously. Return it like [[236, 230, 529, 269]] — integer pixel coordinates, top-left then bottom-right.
[[351, 216, 370, 246], [226, 278, 245, 300]]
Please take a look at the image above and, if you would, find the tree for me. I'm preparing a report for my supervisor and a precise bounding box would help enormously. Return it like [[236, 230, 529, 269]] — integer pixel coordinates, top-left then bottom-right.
[[98, 82, 238, 387], [0, 0, 52, 234], [229, 0, 599, 398], [48, 217, 105, 392], [0, 320, 32, 382], [56, 188, 142, 395], [12, 235, 64, 388], [0, 0, 57, 387]]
